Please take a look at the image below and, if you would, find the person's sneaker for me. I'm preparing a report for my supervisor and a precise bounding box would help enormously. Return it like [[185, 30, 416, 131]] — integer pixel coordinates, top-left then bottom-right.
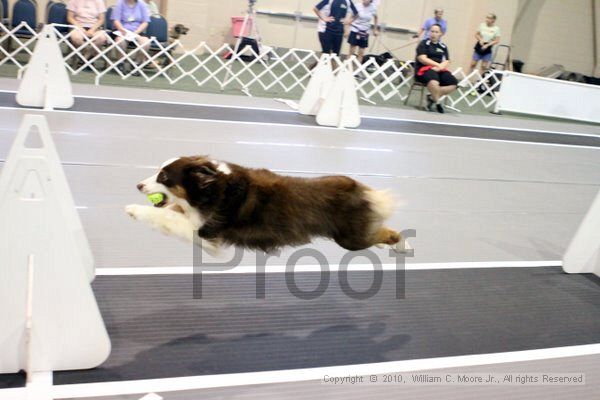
[[436, 102, 445, 114], [426, 95, 435, 111]]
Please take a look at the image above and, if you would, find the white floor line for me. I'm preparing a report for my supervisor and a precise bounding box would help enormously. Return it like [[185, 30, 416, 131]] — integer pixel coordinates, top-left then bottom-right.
[[364, 114, 600, 140], [1, 89, 596, 139], [2, 90, 600, 137], [0, 89, 297, 114], [96, 261, 563, 276], [25, 371, 53, 400], [0, 105, 596, 151], [0, 343, 596, 399]]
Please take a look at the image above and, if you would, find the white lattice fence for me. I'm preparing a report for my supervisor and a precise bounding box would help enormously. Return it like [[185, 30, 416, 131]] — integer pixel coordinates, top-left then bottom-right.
[[0, 22, 499, 110]]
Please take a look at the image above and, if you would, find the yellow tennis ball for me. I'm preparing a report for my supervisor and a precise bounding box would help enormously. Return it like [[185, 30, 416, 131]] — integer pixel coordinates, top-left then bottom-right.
[[147, 192, 165, 205]]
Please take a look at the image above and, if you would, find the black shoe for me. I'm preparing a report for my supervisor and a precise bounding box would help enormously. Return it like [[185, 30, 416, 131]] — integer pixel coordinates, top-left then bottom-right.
[[426, 95, 435, 111], [436, 103, 445, 113]]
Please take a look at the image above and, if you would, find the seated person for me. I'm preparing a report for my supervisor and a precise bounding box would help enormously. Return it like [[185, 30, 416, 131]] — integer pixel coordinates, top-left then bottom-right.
[[143, 0, 161, 17], [414, 24, 457, 113], [111, 0, 151, 73], [66, 0, 109, 61]]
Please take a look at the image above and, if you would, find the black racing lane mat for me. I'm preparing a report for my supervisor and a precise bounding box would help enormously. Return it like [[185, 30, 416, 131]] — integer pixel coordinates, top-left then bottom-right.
[[29, 266, 600, 385], [0, 372, 25, 389], [1, 91, 599, 148]]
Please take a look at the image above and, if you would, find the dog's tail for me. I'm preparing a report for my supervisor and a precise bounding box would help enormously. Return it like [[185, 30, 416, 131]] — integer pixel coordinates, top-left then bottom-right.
[[365, 189, 395, 220]]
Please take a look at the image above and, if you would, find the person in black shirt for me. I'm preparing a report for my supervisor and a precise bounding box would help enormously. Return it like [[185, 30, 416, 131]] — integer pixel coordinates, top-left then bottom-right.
[[314, 0, 358, 55], [414, 24, 458, 113]]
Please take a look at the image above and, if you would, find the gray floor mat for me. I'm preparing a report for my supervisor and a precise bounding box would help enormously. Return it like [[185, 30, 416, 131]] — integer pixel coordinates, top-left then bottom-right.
[[36, 267, 600, 385]]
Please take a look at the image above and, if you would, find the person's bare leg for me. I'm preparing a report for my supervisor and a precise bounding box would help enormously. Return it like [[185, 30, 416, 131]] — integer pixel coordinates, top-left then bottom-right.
[[70, 30, 88, 65], [135, 36, 151, 64], [114, 37, 128, 60], [358, 47, 366, 63], [348, 45, 357, 60], [427, 80, 441, 102], [88, 31, 107, 59], [469, 59, 478, 75], [480, 60, 491, 77], [439, 85, 456, 96]]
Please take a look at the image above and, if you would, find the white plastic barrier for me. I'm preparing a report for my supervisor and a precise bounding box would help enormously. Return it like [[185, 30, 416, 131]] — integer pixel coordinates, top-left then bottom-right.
[[316, 59, 361, 129], [298, 54, 334, 115], [496, 71, 600, 124], [563, 189, 600, 277], [299, 55, 360, 129], [16, 25, 74, 110], [0, 115, 110, 378]]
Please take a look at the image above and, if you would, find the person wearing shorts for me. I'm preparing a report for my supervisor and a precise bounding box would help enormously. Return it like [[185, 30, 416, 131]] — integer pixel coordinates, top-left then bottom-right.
[[314, 0, 358, 55], [66, 0, 109, 61], [112, 0, 152, 74], [414, 24, 457, 113], [470, 13, 501, 75], [347, 0, 378, 62]]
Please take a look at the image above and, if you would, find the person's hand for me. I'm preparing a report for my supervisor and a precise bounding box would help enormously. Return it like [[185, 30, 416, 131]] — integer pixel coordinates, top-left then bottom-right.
[[482, 43, 490, 50], [323, 16, 334, 23], [432, 66, 440, 72], [479, 39, 485, 46], [86, 28, 96, 37], [439, 60, 449, 69], [373, 28, 379, 37]]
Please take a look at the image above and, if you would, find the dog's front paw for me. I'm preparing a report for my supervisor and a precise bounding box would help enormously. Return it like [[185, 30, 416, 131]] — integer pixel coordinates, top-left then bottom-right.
[[125, 204, 150, 220]]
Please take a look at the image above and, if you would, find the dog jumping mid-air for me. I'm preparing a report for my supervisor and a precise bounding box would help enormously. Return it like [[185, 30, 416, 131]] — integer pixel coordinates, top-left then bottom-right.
[[126, 156, 410, 255]]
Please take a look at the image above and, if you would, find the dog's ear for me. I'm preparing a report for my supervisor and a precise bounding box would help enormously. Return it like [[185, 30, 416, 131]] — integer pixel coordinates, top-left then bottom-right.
[[185, 163, 219, 188]]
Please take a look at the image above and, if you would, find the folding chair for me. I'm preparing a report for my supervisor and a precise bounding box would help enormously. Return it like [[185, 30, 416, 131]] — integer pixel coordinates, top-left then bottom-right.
[[8, 0, 38, 53], [145, 15, 170, 68], [1, 0, 8, 24], [47, 1, 68, 33], [404, 80, 428, 109]]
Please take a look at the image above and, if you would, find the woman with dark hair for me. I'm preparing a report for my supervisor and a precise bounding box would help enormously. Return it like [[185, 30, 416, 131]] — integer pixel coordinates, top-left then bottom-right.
[[414, 23, 457, 113], [313, 0, 358, 56], [470, 13, 501, 75]]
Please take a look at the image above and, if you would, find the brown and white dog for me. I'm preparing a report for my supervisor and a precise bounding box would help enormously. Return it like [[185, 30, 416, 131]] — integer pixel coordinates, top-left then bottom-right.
[[126, 156, 408, 254]]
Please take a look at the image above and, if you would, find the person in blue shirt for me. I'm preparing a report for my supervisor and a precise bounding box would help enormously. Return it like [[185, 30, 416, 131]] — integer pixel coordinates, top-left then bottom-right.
[[413, 8, 447, 39], [314, 0, 358, 55]]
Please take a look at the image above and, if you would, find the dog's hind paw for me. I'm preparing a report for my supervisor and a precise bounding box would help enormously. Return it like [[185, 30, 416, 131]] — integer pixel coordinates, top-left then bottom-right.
[[393, 239, 413, 254]]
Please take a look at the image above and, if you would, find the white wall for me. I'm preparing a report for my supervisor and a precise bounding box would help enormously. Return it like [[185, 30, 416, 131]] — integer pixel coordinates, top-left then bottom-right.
[[512, 0, 596, 75]]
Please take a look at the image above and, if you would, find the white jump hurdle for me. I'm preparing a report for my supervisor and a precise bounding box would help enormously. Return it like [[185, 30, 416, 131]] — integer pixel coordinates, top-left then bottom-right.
[[0, 115, 110, 396], [563, 189, 600, 277]]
